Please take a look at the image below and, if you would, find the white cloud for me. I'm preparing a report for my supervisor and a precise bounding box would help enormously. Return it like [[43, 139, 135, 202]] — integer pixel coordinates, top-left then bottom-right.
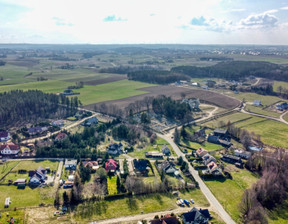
[[240, 12, 278, 28], [280, 6, 288, 10]]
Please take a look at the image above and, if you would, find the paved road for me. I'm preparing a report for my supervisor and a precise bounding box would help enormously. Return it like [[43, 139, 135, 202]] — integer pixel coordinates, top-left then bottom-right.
[[157, 133, 236, 224], [54, 160, 63, 188]]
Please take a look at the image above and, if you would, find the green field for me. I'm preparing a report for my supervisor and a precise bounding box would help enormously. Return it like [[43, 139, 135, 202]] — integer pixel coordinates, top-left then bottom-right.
[[0, 161, 20, 179], [205, 168, 259, 223], [245, 104, 280, 118], [74, 189, 209, 222], [0, 79, 156, 105], [107, 176, 117, 195], [181, 140, 224, 151], [273, 81, 288, 92], [229, 54, 288, 64], [203, 112, 288, 148]]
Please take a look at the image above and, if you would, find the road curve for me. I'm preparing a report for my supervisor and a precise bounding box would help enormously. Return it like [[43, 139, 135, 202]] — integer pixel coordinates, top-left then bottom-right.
[[157, 133, 236, 224]]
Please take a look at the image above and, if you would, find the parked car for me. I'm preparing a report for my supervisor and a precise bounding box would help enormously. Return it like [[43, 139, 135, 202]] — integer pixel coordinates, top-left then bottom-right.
[[184, 199, 190, 206], [190, 199, 194, 204]]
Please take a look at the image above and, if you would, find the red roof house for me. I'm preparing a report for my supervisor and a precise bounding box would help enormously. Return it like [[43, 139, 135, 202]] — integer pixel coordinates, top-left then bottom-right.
[[0, 143, 20, 155], [55, 133, 68, 141], [105, 159, 118, 172]]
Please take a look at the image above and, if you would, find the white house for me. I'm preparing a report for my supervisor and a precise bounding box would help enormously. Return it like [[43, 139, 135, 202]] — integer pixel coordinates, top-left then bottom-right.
[[0, 143, 20, 155], [0, 131, 11, 142]]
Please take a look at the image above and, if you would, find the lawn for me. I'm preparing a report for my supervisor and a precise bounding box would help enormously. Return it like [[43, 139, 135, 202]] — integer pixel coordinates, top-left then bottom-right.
[[107, 176, 117, 195], [181, 140, 224, 151], [127, 137, 176, 159], [204, 168, 259, 223], [74, 189, 209, 222], [0, 209, 25, 224], [0, 185, 55, 209]]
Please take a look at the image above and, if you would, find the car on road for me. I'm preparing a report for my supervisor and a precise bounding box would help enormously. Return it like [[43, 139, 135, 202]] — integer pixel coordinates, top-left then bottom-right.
[[190, 199, 194, 204]]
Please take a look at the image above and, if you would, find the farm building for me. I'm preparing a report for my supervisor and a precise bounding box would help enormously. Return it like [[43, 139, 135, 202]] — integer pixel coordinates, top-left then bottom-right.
[[194, 128, 206, 138], [248, 146, 263, 151], [65, 159, 78, 170], [221, 154, 242, 164], [0, 131, 11, 142], [145, 151, 164, 159], [253, 100, 262, 106], [14, 178, 27, 189], [234, 149, 251, 159], [161, 144, 171, 156], [207, 135, 220, 144], [5, 197, 11, 208], [213, 129, 229, 139]]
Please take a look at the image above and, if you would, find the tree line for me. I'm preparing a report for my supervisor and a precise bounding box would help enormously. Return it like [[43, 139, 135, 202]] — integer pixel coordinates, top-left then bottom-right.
[[240, 148, 288, 223], [127, 70, 190, 84], [171, 61, 288, 82], [0, 90, 79, 128]]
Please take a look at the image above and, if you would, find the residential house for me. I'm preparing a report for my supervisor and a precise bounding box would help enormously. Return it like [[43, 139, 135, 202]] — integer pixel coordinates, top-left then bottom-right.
[[63, 180, 73, 188], [202, 154, 217, 165], [234, 149, 251, 159], [145, 151, 164, 159], [105, 159, 118, 172], [107, 143, 123, 155], [82, 117, 98, 126], [182, 98, 200, 110], [253, 100, 262, 106], [221, 154, 242, 164], [55, 132, 68, 141], [0, 131, 11, 142], [195, 148, 208, 158], [82, 161, 99, 170], [29, 167, 47, 185], [52, 120, 65, 127], [0, 143, 20, 156], [194, 128, 206, 138], [149, 216, 179, 224], [133, 159, 149, 175], [276, 102, 288, 111], [207, 161, 222, 175], [64, 159, 78, 170], [28, 127, 48, 136], [161, 145, 171, 156], [182, 207, 211, 224], [159, 160, 177, 175]]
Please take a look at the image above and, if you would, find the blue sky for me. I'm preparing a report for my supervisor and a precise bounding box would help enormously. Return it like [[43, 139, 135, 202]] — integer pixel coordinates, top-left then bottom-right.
[[0, 0, 288, 44]]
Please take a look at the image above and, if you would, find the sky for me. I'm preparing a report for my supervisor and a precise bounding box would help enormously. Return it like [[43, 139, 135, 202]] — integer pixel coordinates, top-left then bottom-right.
[[0, 0, 288, 44]]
